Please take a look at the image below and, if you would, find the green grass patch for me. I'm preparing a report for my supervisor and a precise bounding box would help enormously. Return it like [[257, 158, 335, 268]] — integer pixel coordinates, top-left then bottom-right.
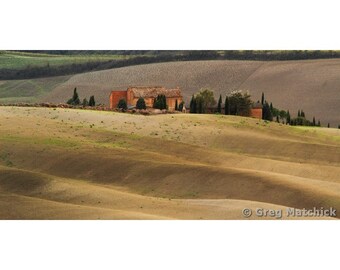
[[0, 152, 14, 167], [0, 134, 78, 148], [0, 76, 71, 102], [0, 51, 133, 70]]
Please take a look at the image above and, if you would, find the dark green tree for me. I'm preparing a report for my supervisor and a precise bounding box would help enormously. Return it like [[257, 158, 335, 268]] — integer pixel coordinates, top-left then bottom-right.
[[318, 120, 321, 127], [224, 96, 230, 115], [67, 87, 80, 105], [270, 102, 273, 112], [175, 99, 178, 111], [262, 101, 273, 121], [298, 110, 301, 117], [286, 110, 291, 125], [217, 94, 222, 113], [228, 90, 252, 116], [88, 95, 95, 107], [196, 95, 204, 114], [153, 95, 167, 110], [195, 88, 216, 113], [189, 95, 196, 113], [301, 110, 305, 118], [276, 115, 280, 123], [312, 116, 316, 126], [82, 98, 88, 106], [117, 99, 127, 110], [261, 92, 265, 105], [328, 123, 330, 128], [178, 101, 185, 112], [136, 97, 146, 110]]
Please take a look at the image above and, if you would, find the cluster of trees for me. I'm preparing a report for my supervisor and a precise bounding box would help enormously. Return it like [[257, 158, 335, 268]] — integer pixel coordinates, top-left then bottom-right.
[[190, 88, 216, 113], [188, 90, 337, 129], [66, 88, 95, 107], [259, 93, 328, 127], [289, 109, 321, 127], [190, 89, 253, 116], [153, 95, 167, 110], [224, 90, 252, 116]]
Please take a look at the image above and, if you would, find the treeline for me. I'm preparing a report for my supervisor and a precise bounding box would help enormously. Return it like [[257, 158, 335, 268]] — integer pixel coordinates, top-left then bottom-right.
[[3, 50, 340, 80], [14, 50, 340, 60]]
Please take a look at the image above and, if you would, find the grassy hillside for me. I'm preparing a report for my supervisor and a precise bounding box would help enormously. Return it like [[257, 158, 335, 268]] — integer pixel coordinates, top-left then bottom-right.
[[0, 76, 70, 103], [0, 107, 339, 219]]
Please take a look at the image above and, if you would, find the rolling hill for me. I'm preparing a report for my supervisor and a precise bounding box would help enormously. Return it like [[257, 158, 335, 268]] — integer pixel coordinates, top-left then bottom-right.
[[1, 59, 340, 126], [0, 107, 339, 219]]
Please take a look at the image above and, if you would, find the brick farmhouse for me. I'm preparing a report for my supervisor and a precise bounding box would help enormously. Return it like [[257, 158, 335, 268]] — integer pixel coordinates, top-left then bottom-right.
[[110, 86, 183, 110]]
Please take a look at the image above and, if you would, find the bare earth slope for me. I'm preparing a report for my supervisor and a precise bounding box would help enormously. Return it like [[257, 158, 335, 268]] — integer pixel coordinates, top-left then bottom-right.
[[0, 107, 339, 219], [41, 59, 340, 126]]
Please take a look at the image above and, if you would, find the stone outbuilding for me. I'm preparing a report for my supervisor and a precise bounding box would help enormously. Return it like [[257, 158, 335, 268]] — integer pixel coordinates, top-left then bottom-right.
[[250, 101, 263, 119]]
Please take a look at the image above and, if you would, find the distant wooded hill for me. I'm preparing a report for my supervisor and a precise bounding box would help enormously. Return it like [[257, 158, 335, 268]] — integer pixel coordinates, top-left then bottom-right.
[[1, 50, 340, 80]]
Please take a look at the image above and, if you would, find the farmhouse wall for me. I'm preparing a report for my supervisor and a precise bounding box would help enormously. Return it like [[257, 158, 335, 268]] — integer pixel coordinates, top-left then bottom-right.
[[109, 91, 127, 109]]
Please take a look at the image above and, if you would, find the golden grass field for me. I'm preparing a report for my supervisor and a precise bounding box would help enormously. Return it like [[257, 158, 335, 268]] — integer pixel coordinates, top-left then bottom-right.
[[0, 107, 339, 219]]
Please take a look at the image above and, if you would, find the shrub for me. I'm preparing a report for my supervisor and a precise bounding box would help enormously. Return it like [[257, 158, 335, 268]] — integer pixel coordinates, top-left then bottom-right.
[[136, 97, 146, 110], [118, 99, 127, 110], [82, 98, 88, 106]]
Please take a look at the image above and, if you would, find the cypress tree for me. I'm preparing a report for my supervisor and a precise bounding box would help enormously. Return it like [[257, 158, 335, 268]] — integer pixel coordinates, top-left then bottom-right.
[[189, 96, 197, 114], [82, 98, 88, 107], [175, 99, 178, 111], [73, 88, 80, 105], [217, 94, 222, 113], [318, 120, 321, 127], [190, 95, 195, 113], [276, 115, 280, 123], [298, 110, 301, 117], [197, 98, 203, 114], [178, 101, 184, 112], [286, 110, 291, 125], [224, 96, 230, 115], [262, 102, 273, 121], [270, 102, 273, 112], [261, 92, 265, 105], [301, 110, 305, 118], [312, 117, 316, 126], [67, 87, 80, 105], [89, 95, 95, 107], [162, 95, 167, 110], [328, 123, 330, 128], [338, 125, 340, 129]]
